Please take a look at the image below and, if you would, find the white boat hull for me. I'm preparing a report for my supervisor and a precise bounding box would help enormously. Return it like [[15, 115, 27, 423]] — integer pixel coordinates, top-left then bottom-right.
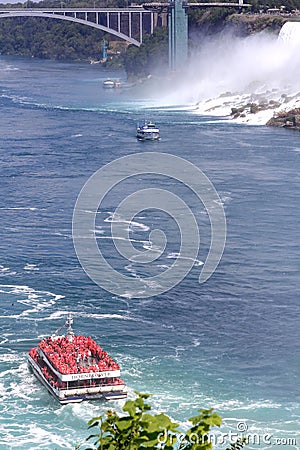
[[137, 131, 160, 141], [136, 121, 160, 141], [28, 355, 127, 405]]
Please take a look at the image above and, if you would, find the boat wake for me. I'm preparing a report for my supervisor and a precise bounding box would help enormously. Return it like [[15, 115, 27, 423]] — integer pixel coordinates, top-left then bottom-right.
[[0, 284, 63, 319]]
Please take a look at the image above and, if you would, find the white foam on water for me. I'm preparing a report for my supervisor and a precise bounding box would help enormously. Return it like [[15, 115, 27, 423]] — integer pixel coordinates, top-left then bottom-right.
[[14, 423, 75, 449], [143, 278, 162, 289], [45, 308, 140, 324], [167, 252, 204, 267], [46, 310, 70, 321], [24, 263, 39, 271], [125, 263, 138, 277], [192, 338, 201, 347], [0, 206, 39, 211], [156, 264, 170, 270], [0, 352, 19, 364], [124, 264, 163, 291], [0, 63, 19, 71], [94, 225, 105, 234], [77, 311, 135, 321], [95, 234, 151, 250], [0, 265, 17, 277], [128, 220, 150, 233], [0, 284, 64, 318], [104, 212, 150, 232], [142, 241, 163, 253], [212, 398, 282, 411]]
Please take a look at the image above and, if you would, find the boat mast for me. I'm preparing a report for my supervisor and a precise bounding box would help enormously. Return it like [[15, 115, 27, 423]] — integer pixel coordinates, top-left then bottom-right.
[[66, 313, 74, 343], [51, 313, 75, 340]]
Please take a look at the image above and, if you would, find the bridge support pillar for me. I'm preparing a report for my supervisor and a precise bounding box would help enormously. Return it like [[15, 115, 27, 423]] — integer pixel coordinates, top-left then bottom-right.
[[168, 0, 188, 72]]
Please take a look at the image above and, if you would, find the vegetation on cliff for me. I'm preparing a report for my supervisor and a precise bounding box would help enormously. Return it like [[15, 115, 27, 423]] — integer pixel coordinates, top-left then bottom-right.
[[0, 0, 130, 62], [224, 13, 286, 35], [124, 27, 168, 78], [0, 16, 102, 61]]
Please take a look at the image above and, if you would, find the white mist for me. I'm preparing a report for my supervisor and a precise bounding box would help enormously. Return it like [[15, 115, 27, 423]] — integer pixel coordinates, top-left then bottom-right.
[[159, 22, 300, 124]]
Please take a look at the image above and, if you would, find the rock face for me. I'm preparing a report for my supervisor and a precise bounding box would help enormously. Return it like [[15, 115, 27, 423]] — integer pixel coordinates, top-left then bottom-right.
[[267, 108, 300, 131], [231, 101, 281, 119], [226, 14, 286, 36]]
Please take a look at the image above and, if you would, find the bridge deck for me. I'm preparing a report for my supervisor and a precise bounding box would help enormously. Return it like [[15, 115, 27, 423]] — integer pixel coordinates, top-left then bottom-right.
[[0, 8, 147, 13], [0, 3, 251, 14], [143, 2, 251, 7]]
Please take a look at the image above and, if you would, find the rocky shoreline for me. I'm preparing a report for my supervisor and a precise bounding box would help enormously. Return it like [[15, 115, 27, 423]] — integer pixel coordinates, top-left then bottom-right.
[[230, 100, 281, 120], [226, 96, 300, 130], [266, 108, 300, 131]]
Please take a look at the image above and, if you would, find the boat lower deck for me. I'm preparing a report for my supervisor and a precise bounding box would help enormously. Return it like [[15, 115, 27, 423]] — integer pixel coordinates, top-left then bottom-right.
[[28, 356, 127, 404]]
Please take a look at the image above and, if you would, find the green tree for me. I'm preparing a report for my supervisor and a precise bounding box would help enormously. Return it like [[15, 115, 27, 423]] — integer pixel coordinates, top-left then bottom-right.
[[79, 392, 247, 450], [124, 27, 168, 78]]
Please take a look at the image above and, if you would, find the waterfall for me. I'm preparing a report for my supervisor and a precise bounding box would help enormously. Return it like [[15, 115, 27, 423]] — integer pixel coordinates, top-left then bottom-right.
[[278, 21, 300, 45], [158, 21, 300, 124]]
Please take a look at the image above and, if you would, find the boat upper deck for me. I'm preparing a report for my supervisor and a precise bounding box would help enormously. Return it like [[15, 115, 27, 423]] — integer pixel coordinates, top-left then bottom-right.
[[34, 334, 120, 381]]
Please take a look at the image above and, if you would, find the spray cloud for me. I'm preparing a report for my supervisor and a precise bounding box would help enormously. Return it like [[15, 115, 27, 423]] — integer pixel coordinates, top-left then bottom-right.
[[159, 22, 300, 120]]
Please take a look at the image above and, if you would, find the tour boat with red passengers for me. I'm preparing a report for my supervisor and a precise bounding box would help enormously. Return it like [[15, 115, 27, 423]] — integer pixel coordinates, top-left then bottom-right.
[[28, 314, 127, 404]]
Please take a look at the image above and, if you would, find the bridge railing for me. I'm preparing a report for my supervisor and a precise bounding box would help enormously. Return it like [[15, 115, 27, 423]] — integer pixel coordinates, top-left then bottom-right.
[[0, 7, 162, 45]]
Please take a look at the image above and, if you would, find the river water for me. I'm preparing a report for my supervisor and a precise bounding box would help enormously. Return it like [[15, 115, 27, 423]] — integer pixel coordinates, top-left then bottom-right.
[[0, 55, 299, 449]]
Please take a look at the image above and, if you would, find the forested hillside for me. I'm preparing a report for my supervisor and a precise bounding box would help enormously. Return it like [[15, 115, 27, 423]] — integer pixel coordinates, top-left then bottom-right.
[[0, 17, 103, 60], [0, 0, 130, 62]]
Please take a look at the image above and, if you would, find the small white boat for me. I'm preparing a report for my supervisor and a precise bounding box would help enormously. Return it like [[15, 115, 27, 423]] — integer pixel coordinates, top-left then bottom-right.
[[136, 121, 160, 141], [102, 79, 122, 89], [102, 79, 115, 89], [28, 314, 127, 404]]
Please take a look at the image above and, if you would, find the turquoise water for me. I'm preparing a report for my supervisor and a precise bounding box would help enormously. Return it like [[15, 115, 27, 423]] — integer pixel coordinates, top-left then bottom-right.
[[0, 56, 299, 449]]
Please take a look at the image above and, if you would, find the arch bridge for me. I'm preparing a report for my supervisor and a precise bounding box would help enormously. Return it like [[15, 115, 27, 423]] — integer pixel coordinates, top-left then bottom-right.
[[0, 6, 162, 47], [0, 1, 250, 70]]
